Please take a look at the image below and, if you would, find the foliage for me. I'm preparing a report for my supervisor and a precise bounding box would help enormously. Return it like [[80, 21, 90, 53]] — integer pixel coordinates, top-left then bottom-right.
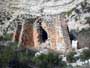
[[0, 46, 15, 68], [0, 36, 3, 41], [66, 7, 75, 17], [0, 44, 36, 68], [3, 33, 12, 41], [17, 49, 29, 62], [66, 51, 77, 63], [33, 53, 67, 68], [17, 48, 36, 62], [33, 53, 48, 68], [85, 17, 90, 25], [8, 41, 18, 50], [80, 48, 90, 61]]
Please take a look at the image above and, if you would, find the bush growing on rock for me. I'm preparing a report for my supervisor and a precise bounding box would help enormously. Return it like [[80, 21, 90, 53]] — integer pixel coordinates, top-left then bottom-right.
[[0, 46, 15, 68], [80, 48, 90, 61], [66, 51, 77, 63], [33, 52, 67, 68]]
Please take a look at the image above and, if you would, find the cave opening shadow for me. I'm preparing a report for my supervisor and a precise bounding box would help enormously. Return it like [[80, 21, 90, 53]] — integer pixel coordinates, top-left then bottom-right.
[[39, 26, 48, 43], [69, 30, 78, 41]]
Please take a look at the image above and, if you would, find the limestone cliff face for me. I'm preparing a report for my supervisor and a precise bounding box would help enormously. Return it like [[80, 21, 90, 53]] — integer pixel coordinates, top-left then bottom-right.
[[22, 23, 34, 48], [20, 16, 71, 52], [0, 0, 72, 52], [41, 17, 67, 50]]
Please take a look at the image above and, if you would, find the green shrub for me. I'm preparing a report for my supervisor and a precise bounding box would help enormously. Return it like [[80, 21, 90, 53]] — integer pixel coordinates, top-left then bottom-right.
[[3, 34, 12, 41], [17, 49, 35, 62], [17, 50, 29, 62], [66, 51, 77, 63], [0, 45, 36, 68], [33, 53, 67, 68], [8, 41, 18, 50], [80, 48, 90, 61], [0, 46, 15, 68]]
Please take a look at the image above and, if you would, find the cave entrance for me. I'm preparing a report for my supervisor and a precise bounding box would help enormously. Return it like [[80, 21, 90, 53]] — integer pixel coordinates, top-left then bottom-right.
[[69, 30, 78, 41], [39, 26, 48, 43]]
